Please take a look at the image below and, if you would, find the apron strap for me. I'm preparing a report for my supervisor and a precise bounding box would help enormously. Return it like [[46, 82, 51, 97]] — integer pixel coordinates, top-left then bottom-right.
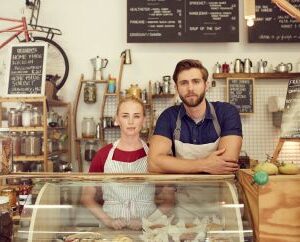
[[173, 106, 182, 141], [208, 102, 221, 137], [173, 102, 221, 141]]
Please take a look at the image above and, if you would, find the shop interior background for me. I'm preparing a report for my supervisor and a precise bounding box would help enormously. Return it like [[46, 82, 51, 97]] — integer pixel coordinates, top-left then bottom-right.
[[0, 0, 299, 170]]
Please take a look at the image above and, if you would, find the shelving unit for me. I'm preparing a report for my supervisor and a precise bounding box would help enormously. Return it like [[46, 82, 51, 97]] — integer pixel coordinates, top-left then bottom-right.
[[73, 55, 126, 172], [0, 96, 71, 172], [213, 72, 300, 79]]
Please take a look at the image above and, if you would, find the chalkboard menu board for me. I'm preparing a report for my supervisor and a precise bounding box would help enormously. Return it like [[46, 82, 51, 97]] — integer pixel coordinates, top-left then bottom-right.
[[5, 43, 47, 96], [227, 78, 254, 114], [249, 0, 300, 43], [127, 0, 239, 42], [281, 79, 300, 138]]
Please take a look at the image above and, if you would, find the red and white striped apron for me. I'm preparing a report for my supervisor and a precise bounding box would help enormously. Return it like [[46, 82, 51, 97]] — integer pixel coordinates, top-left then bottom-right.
[[101, 139, 156, 224]]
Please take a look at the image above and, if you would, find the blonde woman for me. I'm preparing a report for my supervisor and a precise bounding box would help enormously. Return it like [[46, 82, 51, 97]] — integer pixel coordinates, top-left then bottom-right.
[[81, 96, 156, 230]]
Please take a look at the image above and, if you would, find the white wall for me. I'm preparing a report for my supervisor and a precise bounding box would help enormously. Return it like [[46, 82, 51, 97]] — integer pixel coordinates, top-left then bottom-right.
[[1, 0, 300, 168]]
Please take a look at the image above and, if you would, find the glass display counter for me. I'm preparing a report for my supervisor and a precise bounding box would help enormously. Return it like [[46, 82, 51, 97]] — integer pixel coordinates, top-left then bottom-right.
[[0, 173, 252, 242]]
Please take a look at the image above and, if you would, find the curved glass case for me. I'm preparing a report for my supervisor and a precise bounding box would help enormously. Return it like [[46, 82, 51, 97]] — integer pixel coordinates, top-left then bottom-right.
[[9, 174, 252, 242]]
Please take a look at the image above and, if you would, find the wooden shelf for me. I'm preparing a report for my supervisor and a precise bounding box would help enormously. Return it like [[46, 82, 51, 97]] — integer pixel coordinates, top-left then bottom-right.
[[0, 96, 45, 103], [13, 155, 44, 161], [47, 99, 69, 107], [104, 93, 117, 96], [47, 126, 67, 130], [80, 80, 107, 84], [152, 93, 175, 98], [212, 72, 300, 79], [8, 127, 44, 132], [48, 150, 68, 157], [75, 137, 101, 142]]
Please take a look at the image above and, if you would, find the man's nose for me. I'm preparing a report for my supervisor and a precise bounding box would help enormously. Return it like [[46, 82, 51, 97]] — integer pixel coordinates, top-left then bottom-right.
[[187, 81, 194, 91]]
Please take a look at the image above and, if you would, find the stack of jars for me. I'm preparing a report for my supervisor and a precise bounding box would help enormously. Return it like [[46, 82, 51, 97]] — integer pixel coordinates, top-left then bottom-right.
[[11, 131, 42, 156], [8, 105, 42, 128]]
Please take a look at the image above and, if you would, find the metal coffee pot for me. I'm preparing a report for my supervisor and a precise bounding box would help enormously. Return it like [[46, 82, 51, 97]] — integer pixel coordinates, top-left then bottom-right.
[[244, 58, 252, 73], [275, 62, 293, 73], [257, 59, 268, 73], [234, 59, 244, 73]]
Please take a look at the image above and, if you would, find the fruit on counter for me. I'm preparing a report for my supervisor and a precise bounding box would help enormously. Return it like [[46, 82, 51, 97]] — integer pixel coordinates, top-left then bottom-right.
[[278, 163, 299, 175], [253, 171, 269, 185], [253, 162, 278, 175]]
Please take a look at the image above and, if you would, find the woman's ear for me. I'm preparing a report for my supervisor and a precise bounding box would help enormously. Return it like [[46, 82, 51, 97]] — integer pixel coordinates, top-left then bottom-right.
[[114, 115, 119, 126]]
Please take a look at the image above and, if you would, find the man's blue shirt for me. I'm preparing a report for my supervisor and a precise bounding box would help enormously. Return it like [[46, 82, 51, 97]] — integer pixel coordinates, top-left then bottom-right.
[[154, 100, 243, 153]]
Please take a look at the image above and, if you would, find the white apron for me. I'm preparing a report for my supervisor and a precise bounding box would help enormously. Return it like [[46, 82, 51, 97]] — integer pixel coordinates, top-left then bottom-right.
[[101, 139, 156, 225], [173, 102, 222, 221]]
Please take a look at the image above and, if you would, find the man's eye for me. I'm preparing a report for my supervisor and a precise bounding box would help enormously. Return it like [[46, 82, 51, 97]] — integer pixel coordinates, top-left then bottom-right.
[[179, 80, 188, 85], [193, 79, 202, 84], [134, 115, 141, 118]]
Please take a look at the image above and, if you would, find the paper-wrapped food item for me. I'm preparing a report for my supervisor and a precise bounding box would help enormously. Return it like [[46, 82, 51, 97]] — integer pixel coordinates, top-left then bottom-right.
[[64, 232, 102, 241]]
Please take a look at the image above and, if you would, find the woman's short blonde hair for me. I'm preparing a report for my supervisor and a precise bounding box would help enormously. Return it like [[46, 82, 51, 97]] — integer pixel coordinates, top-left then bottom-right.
[[116, 95, 146, 116]]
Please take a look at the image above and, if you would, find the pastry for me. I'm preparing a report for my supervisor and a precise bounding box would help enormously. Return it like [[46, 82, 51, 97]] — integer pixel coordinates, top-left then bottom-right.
[[65, 232, 102, 241], [112, 235, 133, 242]]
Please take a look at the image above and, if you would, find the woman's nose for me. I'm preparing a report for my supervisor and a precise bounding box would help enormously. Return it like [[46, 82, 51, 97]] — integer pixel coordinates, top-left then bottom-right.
[[128, 116, 134, 124]]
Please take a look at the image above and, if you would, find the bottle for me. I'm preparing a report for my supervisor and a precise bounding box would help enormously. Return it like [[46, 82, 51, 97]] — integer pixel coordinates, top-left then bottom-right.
[[96, 122, 101, 139]]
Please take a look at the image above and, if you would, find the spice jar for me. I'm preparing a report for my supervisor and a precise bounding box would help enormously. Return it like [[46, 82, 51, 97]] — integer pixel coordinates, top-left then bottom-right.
[[25, 131, 42, 156], [8, 108, 22, 127], [30, 107, 42, 127], [11, 131, 21, 156], [84, 82, 97, 104], [82, 117, 96, 138], [0, 196, 13, 241], [84, 141, 98, 161]]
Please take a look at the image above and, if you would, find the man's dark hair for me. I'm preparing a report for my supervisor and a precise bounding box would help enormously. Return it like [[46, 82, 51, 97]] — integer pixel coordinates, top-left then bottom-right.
[[172, 59, 209, 84]]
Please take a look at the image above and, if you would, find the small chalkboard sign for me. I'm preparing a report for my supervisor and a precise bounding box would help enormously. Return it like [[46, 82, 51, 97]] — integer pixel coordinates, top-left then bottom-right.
[[281, 79, 300, 138], [5, 42, 47, 96], [227, 78, 254, 114]]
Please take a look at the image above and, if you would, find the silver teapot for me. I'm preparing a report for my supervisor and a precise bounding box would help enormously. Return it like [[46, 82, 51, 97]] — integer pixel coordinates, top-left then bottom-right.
[[257, 59, 268, 73], [275, 62, 293, 73]]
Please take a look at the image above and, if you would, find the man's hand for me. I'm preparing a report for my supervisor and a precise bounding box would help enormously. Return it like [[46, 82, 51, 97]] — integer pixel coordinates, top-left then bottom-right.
[[103, 217, 127, 230], [127, 218, 142, 230], [201, 148, 239, 174]]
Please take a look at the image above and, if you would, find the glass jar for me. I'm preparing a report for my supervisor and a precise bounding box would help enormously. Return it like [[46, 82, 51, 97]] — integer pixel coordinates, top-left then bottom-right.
[[1, 188, 17, 210], [163, 75, 171, 94], [11, 131, 21, 156], [8, 108, 22, 127], [0, 196, 13, 240], [84, 82, 97, 104], [22, 106, 32, 127], [30, 107, 42, 127], [84, 141, 98, 161], [108, 78, 116, 93], [25, 131, 42, 156], [48, 110, 58, 127], [82, 117, 96, 138]]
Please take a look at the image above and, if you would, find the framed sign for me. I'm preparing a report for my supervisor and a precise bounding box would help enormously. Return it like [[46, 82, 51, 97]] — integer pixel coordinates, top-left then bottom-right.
[[5, 42, 47, 97], [127, 0, 239, 43], [248, 0, 300, 43], [281, 79, 300, 138], [227, 78, 255, 114]]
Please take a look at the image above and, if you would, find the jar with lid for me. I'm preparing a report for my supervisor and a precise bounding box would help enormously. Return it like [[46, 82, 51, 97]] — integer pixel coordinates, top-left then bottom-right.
[[22, 105, 32, 127], [84, 141, 98, 161], [30, 107, 42, 127], [8, 108, 22, 127], [25, 131, 42, 156], [82, 117, 96, 138], [48, 110, 58, 127], [84, 81, 97, 104], [11, 131, 21, 156], [0, 196, 13, 241]]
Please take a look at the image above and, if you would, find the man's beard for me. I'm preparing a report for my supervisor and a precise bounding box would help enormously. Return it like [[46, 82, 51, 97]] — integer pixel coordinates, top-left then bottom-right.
[[179, 92, 205, 107]]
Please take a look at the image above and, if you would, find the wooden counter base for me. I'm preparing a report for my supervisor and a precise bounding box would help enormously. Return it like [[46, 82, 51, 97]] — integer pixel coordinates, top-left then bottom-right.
[[238, 169, 300, 242]]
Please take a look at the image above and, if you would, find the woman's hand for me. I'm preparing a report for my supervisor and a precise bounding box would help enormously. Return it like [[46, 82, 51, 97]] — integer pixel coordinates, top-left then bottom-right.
[[103, 217, 127, 230], [127, 218, 142, 230]]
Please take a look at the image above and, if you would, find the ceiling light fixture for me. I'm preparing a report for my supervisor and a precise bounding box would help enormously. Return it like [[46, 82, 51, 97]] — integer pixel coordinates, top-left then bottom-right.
[[244, 0, 256, 27]]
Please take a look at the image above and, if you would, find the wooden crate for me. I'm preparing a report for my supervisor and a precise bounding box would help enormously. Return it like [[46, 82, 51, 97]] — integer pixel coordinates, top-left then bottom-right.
[[238, 169, 300, 242]]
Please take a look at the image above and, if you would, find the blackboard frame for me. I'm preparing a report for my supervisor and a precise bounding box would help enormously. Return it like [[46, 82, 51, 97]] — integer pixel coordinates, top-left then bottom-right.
[[226, 78, 255, 115], [5, 42, 47, 97]]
